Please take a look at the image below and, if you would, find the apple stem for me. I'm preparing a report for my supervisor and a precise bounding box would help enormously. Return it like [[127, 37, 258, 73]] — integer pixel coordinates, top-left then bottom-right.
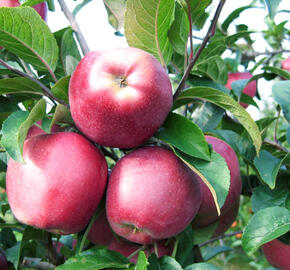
[[173, 0, 227, 101], [57, 0, 90, 56], [171, 238, 179, 258], [0, 59, 66, 106], [127, 246, 146, 260], [76, 207, 104, 255]]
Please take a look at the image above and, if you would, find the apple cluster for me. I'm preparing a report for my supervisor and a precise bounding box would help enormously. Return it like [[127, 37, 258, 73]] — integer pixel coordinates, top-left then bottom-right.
[[5, 47, 242, 261]]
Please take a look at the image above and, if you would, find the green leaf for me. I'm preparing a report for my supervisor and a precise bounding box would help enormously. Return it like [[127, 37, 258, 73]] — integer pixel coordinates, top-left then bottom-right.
[[6, 226, 47, 269], [1, 99, 46, 162], [185, 263, 222, 270], [242, 206, 290, 254], [193, 56, 228, 85], [49, 104, 73, 132], [124, 0, 175, 66], [159, 256, 183, 270], [168, 4, 189, 55], [56, 248, 131, 270], [265, 0, 282, 19], [155, 113, 211, 161], [190, 0, 211, 30], [175, 226, 194, 266], [221, 5, 254, 32], [59, 28, 81, 76], [0, 77, 43, 96], [103, 0, 126, 31], [51, 76, 70, 104], [202, 246, 232, 261], [272, 80, 290, 123], [263, 66, 290, 80], [136, 251, 149, 270], [72, 0, 93, 16], [0, 7, 58, 73], [192, 102, 224, 132], [193, 222, 218, 245], [173, 86, 262, 153], [21, 0, 47, 6], [253, 150, 290, 189], [173, 86, 262, 154], [251, 181, 289, 213], [174, 148, 230, 212]]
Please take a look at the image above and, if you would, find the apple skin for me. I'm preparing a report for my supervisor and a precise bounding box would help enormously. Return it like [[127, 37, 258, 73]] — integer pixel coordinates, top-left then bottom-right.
[[69, 47, 173, 149], [192, 136, 242, 229], [0, 0, 48, 21], [225, 72, 257, 108], [212, 198, 240, 237], [106, 146, 202, 244], [263, 239, 290, 270], [0, 253, 9, 270], [281, 57, 290, 72], [6, 132, 108, 234]]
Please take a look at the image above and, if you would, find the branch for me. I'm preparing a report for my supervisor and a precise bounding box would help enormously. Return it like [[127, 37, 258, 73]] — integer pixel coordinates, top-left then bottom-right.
[[57, 0, 90, 56], [173, 0, 227, 100], [0, 59, 66, 105], [233, 48, 290, 60], [199, 230, 243, 247], [264, 139, 289, 153]]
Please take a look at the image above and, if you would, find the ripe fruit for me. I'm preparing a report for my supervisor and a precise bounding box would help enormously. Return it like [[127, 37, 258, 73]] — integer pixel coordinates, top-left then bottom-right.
[[281, 57, 290, 72], [212, 199, 240, 237], [6, 132, 108, 234], [0, 0, 48, 21], [263, 239, 290, 270], [106, 146, 201, 244], [0, 253, 8, 270], [225, 72, 257, 108], [192, 136, 242, 230], [69, 47, 173, 149]]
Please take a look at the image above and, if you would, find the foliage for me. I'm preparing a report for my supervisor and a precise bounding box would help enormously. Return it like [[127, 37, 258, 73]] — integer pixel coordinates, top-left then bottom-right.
[[0, 0, 289, 269]]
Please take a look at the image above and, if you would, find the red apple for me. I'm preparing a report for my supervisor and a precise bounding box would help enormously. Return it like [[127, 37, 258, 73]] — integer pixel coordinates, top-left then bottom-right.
[[106, 146, 202, 244], [225, 72, 257, 108], [263, 239, 290, 270], [212, 198, 240, 237], [0, 253, 8, 270], [69, 47, 173, 149], [281, 57, 290, 72], [0, 0, 48, 21], [6, 132, 108, 234], [192, 136, 242, 229]]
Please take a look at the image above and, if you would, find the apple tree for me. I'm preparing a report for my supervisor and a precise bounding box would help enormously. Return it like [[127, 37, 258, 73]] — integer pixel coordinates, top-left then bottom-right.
[[0, 0, 289, 269]]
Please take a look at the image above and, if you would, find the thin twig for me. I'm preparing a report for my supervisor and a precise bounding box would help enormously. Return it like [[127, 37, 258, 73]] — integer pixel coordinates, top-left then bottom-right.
[[233, 48, 290, 60], [0, 59, 66, 105], [199, 230, 243, 247], [57, 0, 90, 56], [173, 0, 227, 100], [264, 139, 289, 153]]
